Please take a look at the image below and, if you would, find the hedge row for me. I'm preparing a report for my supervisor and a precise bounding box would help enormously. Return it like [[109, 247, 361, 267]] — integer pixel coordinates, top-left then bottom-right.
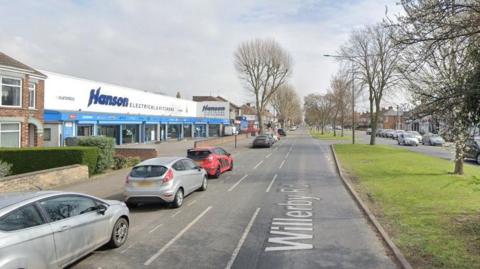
[[0, 147, 99, 176], [67, 136, 115, 174]]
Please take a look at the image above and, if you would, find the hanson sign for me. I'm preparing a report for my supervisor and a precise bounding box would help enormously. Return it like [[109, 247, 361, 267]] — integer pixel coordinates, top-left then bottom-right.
[[197, 101, 230, 119]]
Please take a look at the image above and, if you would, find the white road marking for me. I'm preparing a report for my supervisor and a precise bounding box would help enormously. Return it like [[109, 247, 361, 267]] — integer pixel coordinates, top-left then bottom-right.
[[253, 160, 264, 169], [120, 242, 138, 254], [228, 175, 248, 192], [144, 206, 213, 266], [265, 174, 277, 192], [225, 208, 261, 269], [187, 200, 197, 207], [279, 159, 286, 169], [265, 153, 272, 158], [171, 210, 183, 218], [285, 152, 290, 159], [149, 224, 163, 234]]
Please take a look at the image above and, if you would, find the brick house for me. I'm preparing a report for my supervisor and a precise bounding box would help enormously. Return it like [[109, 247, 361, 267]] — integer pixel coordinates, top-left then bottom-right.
[[0, 52, 46, 147]]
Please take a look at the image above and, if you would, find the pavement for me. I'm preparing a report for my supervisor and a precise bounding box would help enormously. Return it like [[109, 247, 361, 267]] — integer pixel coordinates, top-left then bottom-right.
[[65, 128, 397, 269]]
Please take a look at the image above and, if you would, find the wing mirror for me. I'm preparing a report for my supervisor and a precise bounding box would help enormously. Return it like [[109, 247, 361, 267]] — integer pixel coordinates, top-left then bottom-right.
[[226, 153, 231, 156], [96, 204, 108, 215]]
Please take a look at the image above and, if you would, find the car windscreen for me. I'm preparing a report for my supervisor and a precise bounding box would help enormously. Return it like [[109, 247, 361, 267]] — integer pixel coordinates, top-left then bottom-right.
[[404, 133, 414, 138], [187, 150, 211, 160], [255, 136, 267, 140], [130, 165, 167, 178]]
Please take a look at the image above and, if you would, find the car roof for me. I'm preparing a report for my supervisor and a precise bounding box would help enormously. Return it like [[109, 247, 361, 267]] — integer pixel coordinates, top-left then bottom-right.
[[0, 191, 63, 210], [136, 157, 184, 166], [189, 147, 215, 151]]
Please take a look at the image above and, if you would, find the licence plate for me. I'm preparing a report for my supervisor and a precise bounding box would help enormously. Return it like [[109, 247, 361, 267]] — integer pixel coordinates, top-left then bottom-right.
[[134, 181, 155, 187]]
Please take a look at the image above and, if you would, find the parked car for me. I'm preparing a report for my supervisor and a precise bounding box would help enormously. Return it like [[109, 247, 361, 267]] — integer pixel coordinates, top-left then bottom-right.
[[465, 137, 480, 164], [277, 128, 287, 136], [252, 135, 273, 148], [422, 133, 445, 146], [266, 133, 277, 143], [393, 130, 405, 139], [383, 129, 395, 138], [366, 128, 372, 135], [0, 191, 129, 269], [398, 133, 419, 146], [406, 131, 422, 143], [375, 128, 383, 137], [124, 157, 208, 208], [187, 147, 233, 178]]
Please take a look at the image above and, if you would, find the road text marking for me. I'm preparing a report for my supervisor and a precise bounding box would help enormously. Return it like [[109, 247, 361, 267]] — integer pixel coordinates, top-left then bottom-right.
[[228, 175, 248, 192], [266, 174, 277, 192], [144, 206, 213, 266], [225, 208, 261, 269]]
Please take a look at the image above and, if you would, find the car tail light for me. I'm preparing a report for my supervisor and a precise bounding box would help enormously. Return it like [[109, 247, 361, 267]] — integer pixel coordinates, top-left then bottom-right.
[[162, 169, 174, 183]]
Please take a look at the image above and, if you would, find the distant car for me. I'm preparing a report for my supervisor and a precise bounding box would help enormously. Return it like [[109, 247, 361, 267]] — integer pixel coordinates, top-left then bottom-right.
[[383, 129, 395, 138], [366, 128, 372, 135], [375, 129, 383, 137], [277, 128, 287, 136], [187, 147, 233, 178], [0, 191, 129, 269], [465, 137, 480, 164], [422, 133, 445, 146], [393, 130, 405, 139], [289, 126, 297, 131], [398, 133, 419, 146], [125, 157, 208, 208], [406, 131, 422, 143], [266, 133, 277, 143], [253, 135, 273, 148]]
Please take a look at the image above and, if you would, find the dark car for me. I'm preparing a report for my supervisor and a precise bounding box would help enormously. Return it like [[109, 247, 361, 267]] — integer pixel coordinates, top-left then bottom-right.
[[187, 147, 233, 178], [465, 137, 480, 164], [253, 135, 273, 148], [278, 129, 287, 136]]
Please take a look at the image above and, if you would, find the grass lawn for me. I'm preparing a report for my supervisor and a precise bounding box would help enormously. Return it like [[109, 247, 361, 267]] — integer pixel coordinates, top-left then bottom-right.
[[310, 130, 351, 140], [334, 144, 480, 269]]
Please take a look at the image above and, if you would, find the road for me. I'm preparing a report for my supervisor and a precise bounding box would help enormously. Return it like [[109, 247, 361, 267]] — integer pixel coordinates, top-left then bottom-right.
[[68, 129, 397, 269]]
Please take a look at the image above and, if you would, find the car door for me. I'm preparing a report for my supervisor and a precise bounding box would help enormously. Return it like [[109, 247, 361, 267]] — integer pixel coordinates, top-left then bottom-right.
[[182, 159, 204, 190], [214, 147, 228, 171], [0, 204, 56, 269], [465, 139, 477, 159], [172, 160, 192, 194], [38, 195, 110, 268], [217, 147, 231, 170]]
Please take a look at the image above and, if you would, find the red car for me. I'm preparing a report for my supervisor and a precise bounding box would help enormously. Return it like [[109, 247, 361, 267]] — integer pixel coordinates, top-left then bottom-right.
[[187, 147, 233, 178]]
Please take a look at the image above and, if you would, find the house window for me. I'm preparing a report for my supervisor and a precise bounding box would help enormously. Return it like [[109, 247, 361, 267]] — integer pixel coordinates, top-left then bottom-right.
[[0, 123, 20, 148], [1, 77, 22, 107], [29, 82, 36, 108], [44, 128, 51, 141]]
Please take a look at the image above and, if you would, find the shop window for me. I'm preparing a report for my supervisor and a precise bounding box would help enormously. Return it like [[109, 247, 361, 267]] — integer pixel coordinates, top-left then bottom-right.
[[1, 77, 21, 107], [0, 123, 20, 148], [29, 82, 36, 108], [44, 128, 51, 141]]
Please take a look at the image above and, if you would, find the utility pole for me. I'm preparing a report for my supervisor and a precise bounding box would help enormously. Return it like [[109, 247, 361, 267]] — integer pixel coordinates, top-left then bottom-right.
[[351, 61, 355, 144]]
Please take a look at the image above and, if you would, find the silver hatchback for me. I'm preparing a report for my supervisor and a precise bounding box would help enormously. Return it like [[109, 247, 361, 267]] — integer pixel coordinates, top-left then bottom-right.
[[124, 157, 208, 208], [0, 191, 130, 269]]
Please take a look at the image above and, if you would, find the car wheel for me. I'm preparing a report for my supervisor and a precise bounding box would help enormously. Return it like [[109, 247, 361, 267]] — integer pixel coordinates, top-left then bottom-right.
[[107, 217, 129, 248], [171, 188, 184, 208], [477, 154, 480, 165], [199, 176, 208, 191], [228, 161, 233, 171], [213, 167, 221, 178]]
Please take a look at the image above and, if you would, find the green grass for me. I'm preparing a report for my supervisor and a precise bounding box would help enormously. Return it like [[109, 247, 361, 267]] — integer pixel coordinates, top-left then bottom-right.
[[334, 144, 480, 269], [310, 130, 351, 140]]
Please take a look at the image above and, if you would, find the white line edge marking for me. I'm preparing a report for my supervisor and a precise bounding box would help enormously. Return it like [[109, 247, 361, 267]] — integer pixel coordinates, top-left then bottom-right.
[[225, 208, 261, 269], [253, 160, 264, 169], [171, 210, 183, 218], [144, 206, 213, 266], [279, 159, 286, 169], [149, 224, 163, 234], [228, 175, 248, 192], [265, 153, 272, 158], [265, 174, 277, 192], [120, 242, 137, 253], [187, 200, 197, 206]]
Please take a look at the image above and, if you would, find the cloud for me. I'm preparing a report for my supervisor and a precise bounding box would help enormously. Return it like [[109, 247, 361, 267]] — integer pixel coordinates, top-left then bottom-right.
[[0, 0, 401, 106]]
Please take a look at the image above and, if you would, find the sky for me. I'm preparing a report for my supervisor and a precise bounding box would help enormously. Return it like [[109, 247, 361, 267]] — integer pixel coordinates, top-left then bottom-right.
[[0, 0, 402, 111]]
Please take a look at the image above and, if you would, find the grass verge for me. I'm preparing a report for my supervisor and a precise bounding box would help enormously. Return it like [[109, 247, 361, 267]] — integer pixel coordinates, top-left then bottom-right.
[[310, 130, 351, 140], [334, 144, 480, 269]]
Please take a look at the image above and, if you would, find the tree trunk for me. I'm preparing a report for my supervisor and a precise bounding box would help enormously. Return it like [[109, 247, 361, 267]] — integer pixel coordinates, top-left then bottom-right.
[[257, 112, 264, 134], [369, 98, 377, 145], [453, 133, 465, 175]]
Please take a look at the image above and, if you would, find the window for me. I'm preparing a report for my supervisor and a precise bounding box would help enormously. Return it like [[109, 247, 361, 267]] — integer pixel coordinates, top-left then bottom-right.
[[0, 205, 44, 231], [172, 161, 186, 171], [43, 128, 51, 141], [1, 77, 21, 106], [39, 195, 97, 221], [29, 82, 36, 108], [0, 123, 20, 148], [130, 165, 167, 178], [182, 159, 197, 170]]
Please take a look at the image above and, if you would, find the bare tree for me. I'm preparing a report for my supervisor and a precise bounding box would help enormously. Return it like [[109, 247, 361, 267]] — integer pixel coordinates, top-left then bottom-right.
[[330, 70, 352, 137], [304, 93, 334, 134], [340, 23, 401, 145], [234, 39, 292, 134], [270, 84, 301, 128]]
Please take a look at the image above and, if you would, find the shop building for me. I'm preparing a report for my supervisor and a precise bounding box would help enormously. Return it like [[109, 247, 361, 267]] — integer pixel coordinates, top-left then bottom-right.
[[43, 71, 229, 146], [0, 52, 46, 148]]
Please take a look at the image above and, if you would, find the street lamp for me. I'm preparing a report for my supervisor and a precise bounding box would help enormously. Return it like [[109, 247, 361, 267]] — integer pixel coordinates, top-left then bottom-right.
[[323, 54, 356, 144]]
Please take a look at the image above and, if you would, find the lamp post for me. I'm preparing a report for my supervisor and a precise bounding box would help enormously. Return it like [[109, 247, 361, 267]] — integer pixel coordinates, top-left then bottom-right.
[[324, 54, 356, 144]]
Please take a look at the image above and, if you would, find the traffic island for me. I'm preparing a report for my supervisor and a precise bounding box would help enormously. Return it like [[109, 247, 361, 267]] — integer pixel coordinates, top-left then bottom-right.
[[332, 144, 480, 269]]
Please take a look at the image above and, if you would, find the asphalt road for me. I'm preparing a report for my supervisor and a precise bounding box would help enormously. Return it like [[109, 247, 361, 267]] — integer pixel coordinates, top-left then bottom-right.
[[69, 129, 396, 269]]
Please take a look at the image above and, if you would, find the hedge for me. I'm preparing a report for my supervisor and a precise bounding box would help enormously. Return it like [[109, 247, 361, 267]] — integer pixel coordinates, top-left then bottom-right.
[[0, 147, 99, 176], [75, 136, 115, 174]]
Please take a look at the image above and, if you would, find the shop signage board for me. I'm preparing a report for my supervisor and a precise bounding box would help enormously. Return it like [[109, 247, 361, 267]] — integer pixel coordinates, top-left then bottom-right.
[[196, 101, 230, 119]]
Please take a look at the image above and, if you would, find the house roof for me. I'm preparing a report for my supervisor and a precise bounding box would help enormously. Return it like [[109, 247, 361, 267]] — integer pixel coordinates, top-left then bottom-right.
[[192, 95, 240, 109], [0, 52, 46, 78]]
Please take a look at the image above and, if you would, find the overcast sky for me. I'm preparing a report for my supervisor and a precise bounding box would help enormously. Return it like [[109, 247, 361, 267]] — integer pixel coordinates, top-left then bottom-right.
[[0, 0, 402, 111]]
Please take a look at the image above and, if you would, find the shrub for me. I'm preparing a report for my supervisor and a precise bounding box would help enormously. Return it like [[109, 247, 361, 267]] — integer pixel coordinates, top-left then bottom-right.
[[113, 155, 128, 170], [75, 136, 115, 174], [0, 161, 12, 178], [127, 156, 141, 167], [0, 147, 98, 176]]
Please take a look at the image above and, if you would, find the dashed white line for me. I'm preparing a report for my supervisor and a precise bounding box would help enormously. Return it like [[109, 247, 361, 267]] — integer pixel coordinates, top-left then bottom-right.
[[279, 159, 286, 169], [187, 200, 197, 207], [228, 175, 248, 192], [285, 152, 290, 159], [120, 242, 138, 253], [144, 206, 213, 266], [266, 174, 277, 192], [149, 224, 163, 234], [253, 160, 264, 169], [171, 210, 183, 218], [225, 208, 261, 269], [265, 153, 272, 158]]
